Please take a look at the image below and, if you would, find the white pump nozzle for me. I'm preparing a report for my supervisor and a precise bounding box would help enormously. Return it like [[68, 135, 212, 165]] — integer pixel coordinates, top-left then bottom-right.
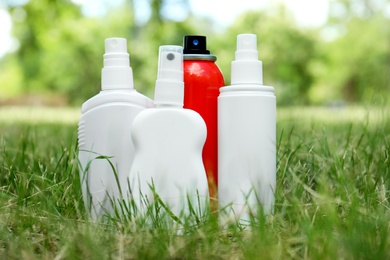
[[154, 45, 184, 107], [101, 38, 134, 90], [231, 34, 263, 85], [105, 38, 127, 54]]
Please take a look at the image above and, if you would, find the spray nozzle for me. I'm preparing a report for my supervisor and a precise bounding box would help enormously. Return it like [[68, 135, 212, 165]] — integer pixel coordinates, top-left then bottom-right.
[[235, 34, 258, 61], [103, 38, 130, 68], [183, 35, 210, 54], [154, 45, 184, 107], [101, 37, 133, 90], [231, 34, 263, 85], [105, 38, 127, 54], [157, 45, 183, 81]]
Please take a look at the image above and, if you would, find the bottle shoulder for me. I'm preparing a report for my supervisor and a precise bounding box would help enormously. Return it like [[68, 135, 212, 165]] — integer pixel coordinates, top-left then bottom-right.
[[131, 108, 207, 150], [184, 61, 225, 84], [136, 107, 203, 116], [81, 90, 153, 113], [219, 85, 275, 97], [132, 108, 206, 129]]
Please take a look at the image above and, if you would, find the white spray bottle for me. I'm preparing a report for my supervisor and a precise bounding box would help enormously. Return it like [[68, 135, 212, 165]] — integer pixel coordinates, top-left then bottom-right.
[[218, 34, 276, 226], [78, 38, 154, 219], [128, 45, 209, 220]]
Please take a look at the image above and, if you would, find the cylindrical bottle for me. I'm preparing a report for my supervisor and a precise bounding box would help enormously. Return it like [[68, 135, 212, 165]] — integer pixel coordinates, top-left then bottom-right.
[[78, 38, 153, 219], [128, 45, 209, 220], [183, 35, 225, 201], [218, 34, 276, 226]]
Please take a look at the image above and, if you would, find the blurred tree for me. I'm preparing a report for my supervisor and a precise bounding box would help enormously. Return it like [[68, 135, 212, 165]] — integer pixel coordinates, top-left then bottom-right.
[[328, 0, 388, 22], [310, 0, 390, 104], [130, 0, 195, 97], [216, 8, 318, 105], [5, 0, 139, 104], [2, 0, 197, 104], [9, 0, 81, 91], [0, 55, 23, 99], [4, 0, 387, 106]]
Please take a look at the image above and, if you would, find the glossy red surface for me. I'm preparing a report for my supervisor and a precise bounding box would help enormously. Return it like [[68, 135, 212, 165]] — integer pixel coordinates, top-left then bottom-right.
[[183, 60, 225, 199]]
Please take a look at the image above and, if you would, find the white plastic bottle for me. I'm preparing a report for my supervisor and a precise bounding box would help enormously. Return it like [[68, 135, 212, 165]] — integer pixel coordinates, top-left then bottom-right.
[[218, 34, 276, 226], [128, 45, 209, 220], [78, 38, 153, 219]]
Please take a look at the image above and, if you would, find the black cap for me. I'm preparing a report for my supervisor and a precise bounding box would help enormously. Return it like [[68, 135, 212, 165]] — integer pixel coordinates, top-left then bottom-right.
[[183, 35, 210, 55]]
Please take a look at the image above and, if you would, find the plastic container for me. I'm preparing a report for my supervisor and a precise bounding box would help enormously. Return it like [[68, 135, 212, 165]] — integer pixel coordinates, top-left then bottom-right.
[[128, 45, 209, 219], [183, 35, 225, 200], [218, 34, 276, 226], [78, 38, 153, 219]]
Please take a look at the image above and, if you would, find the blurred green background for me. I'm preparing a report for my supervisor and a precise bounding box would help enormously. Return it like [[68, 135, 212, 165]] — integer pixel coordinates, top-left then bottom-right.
[[0, 0, 389, 106]]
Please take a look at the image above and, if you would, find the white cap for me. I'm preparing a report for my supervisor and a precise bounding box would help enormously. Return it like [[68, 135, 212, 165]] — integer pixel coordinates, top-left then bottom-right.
[[154, 45, 184, 107], [101, 38, 134, 90], [231, 34, 263, 85]]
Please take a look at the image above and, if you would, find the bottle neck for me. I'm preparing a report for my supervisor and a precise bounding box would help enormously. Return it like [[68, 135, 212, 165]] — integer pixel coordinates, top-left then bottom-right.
[[154, 80, 184, 107], [183, 54, 217, 61], [101, 42, 134, 90], [231, 59, 262, 85], [101, 67, 134, 90]]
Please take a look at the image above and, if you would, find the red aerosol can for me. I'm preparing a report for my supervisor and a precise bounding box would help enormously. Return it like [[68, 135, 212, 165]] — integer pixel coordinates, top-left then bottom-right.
[[183, 35, 225, 202]]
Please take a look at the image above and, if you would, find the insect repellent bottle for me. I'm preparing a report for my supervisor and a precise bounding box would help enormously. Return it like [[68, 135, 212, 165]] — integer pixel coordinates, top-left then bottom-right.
[[128, 45, 209, 219], [183, 35, 225, 201], [218, 34, 276, 226], [78, 38, 153, 219]]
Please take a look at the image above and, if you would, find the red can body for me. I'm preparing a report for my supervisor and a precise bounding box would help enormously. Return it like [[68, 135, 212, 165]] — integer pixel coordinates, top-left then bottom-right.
[[183, 58, 225, 199]]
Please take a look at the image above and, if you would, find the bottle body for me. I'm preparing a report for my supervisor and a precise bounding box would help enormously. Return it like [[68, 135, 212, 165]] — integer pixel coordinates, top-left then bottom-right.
[[218, 85, 276, 225], [78, 90, 153, 219], [128, 108, 209, 218], [183, 59, 225, 198]]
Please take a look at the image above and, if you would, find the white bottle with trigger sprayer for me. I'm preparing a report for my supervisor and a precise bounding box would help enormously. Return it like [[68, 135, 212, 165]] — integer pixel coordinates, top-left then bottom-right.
[[78, 38, 154, 219], [128, 45, 209, 220], [218, 34, 276, 226]]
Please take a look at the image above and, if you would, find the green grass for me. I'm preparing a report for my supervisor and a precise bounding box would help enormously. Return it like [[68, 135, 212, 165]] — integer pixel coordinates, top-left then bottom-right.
[[0, 105, 389, 259]]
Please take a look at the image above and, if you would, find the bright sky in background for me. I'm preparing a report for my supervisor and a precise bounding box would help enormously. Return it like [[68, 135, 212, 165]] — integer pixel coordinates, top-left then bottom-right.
[[0, 9, 13, 56], [0, 0, 329, 57]]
